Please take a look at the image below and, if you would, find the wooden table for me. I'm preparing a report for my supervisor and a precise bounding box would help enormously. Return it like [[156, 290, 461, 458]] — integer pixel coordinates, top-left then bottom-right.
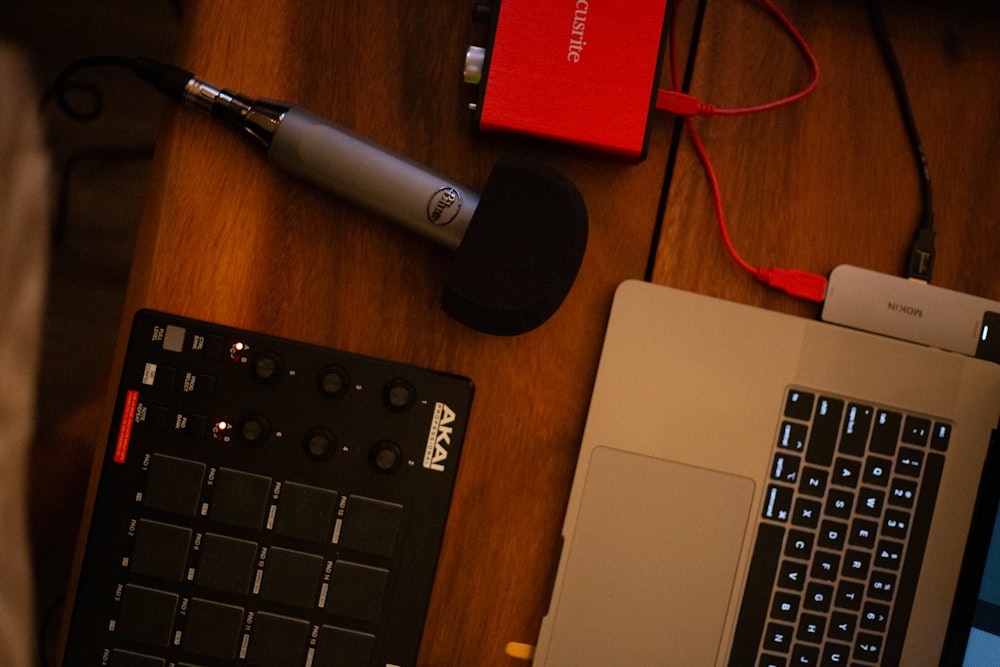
[[61, 1, 1000, 664]]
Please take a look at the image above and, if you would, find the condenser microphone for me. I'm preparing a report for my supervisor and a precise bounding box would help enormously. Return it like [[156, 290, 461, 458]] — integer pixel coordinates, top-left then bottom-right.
[[131, 57, 588, 336]]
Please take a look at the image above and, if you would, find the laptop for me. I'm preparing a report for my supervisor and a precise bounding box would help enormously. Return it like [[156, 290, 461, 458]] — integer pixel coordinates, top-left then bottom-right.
[[533, 279, 1000, 665]]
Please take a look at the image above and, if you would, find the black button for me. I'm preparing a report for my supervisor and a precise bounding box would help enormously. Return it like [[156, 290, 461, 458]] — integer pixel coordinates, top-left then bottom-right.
[[208, 468, 272, 530], [202, 334, 225, 359], [261, 547, 324, 609], [117, 585, 177, 647], [109, 649, 165, 667], [182, 413, 208, 439], [141, 403, 169, 431], [326, 560, 389, 621], [247, 612, 310, 667], [314, 625, 376, 667], [274, 482, 338, 543], [183, 598, 245, 659], [194, 374, 216, 399], [152, 365, 176, 392], [196, 533, 259, 595], [144, 454, 205, 517], [131, 520, 191, 582], [338, 496, 404, 558]]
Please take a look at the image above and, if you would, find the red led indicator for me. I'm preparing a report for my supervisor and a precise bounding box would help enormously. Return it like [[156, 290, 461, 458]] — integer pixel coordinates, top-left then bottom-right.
[[114, 390, 140, 463]]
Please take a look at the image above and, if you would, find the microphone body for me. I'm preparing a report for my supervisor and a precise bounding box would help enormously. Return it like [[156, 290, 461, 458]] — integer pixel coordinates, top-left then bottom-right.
[[269, 106, 478, 251], [131, 58, 588, 335]]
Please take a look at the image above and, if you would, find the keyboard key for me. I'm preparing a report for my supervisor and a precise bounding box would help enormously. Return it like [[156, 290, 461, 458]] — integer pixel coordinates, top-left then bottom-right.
[[895, 447, 924, 478], [860, 602, 890, 632], [763, 622, 796, 652], [882, 509, 911, 540], [888, 478, 917, 508], [853, 632, 884, 663], [855, 488, 884, 517], [824, 490, 854, 520], [791, 643, 820, 665], [778, 560, 808, 591], [901, 416, 931, 446], [835, 580, 864, 610], [841, 549, 871, 580], [868, 570, 897, 601], [796, 613, 827, 643], [822, 642, 852, 666], [817, 520, 847, 551], [806, 397, 844, 466], [785, 530, 814, 560], [828, 611, 857, 642], [759, 654, 787, 667], [771, 591, 800, 622], [930, 422, 952, 451], [839, 403, 873, 456], [803, 582, 833, 612], [862, 456, 893, 487], [810, 551, 841, 582], [875, 539, 904, 570], [831, 457, 862, 488], [798, 467, 829, 498], [784, 390, 815, 421], [848, 518, 878, 548], [792, 498, 822, 528], [778, 421, 808, 452], [771, 452, 802, 484], [729, 523, 785, 665], [764, 485, 794, 522], [870, 410, 901, 455]]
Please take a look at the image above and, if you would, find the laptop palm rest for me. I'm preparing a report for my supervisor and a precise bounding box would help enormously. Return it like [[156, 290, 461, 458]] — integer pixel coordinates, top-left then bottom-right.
[[543, 445, 755, 665]]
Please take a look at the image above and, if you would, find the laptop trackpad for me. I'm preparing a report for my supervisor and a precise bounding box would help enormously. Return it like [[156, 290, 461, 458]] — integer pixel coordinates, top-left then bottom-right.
[[545, 446, 756, 665]]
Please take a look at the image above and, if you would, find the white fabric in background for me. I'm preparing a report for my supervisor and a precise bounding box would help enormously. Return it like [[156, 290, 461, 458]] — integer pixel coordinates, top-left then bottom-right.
[[0, 43, 52, 667]]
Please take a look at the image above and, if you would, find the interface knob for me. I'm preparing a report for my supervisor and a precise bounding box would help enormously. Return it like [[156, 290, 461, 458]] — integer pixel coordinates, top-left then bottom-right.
[[370, 440, 402, 473], [251, 350, 284, 383]]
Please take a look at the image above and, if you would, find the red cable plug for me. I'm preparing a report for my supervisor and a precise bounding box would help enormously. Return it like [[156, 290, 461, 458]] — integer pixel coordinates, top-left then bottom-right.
[[655, 89, 716, 117], [755, 268, 828, 302]]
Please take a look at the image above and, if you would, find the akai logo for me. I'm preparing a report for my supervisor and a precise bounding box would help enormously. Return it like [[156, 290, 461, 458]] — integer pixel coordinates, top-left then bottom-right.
[[424, 402, 456, 472]]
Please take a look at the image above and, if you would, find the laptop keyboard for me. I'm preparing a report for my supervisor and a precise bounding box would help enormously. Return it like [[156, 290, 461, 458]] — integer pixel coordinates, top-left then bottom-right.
[[729, 387, 951, 666]]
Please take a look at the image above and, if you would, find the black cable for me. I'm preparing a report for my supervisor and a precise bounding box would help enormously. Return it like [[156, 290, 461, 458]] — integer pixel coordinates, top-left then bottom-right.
[[866, 0, 936, 282], [40, 55, 137, 120], [645, 0, 710, 282]]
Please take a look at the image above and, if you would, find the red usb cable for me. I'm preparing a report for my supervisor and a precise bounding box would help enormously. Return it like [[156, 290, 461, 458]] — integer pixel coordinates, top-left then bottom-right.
[[657, 0, 828, 303]]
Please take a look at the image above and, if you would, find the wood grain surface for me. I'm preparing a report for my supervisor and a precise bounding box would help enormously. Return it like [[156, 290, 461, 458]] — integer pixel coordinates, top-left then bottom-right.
[[60, 1, 999, 665]]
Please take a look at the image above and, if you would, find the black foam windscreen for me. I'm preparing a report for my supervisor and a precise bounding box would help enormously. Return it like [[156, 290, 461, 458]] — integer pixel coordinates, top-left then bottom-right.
[[442, 158, 588, 335]]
